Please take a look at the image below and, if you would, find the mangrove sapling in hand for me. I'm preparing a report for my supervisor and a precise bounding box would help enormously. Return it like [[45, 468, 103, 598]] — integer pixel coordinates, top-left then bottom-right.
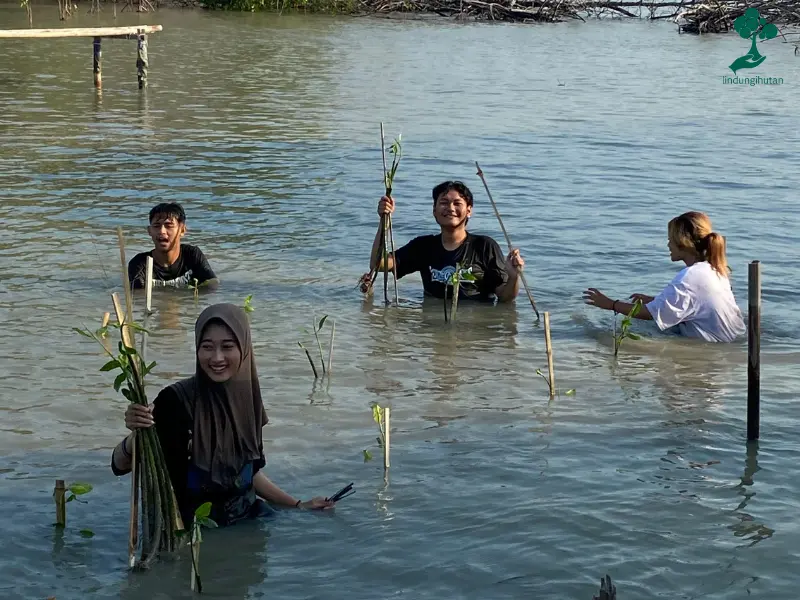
[[359, 128, 403, 303], [613, 298, 643, 357], [74, 307, 183, 568]]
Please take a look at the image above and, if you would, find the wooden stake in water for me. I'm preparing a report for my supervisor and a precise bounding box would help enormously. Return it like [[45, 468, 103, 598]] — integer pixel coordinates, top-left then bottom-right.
[[747, 260, 761, 441], [327, 320, 335, 375], [145, 255, 154, 314], [474, 162, 540, 322], [383, 407, 391, 472], [113, 292, 140, 568], [544, 312, 556, 397], [54, 480, 66, 527], [190, 528, 201, 592]]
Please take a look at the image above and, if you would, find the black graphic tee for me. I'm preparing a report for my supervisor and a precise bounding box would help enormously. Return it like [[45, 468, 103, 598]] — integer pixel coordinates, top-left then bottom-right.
[[393, 233, 510, 301], [128, 244, 217, 289]]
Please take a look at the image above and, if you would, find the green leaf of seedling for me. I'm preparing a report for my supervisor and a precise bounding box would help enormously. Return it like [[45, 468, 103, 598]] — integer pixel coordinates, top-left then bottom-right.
[[376, 436, 383, 448], [73, 327, 94, 339], [195, 502, 212, 519], [174, 528, 188, 539], [627, 333, 642, 341], [565, 389, 576, 396], [372, 405, 382, 425], [113, 372, 127, 392], [198, 517, 218, 529], [318, 315, 328, 331], [80, 529, 95, 538], [66, 494, 76, 502], [121, 388, 133, 402], [363, 449, 373, 462], [100, 359, 120, 372], [535, 369, 542, 375], [69, 483, 93, 495]]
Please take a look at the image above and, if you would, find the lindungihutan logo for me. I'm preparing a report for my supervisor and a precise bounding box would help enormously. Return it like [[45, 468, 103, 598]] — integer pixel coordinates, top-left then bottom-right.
[[722, 8, 784, 85]]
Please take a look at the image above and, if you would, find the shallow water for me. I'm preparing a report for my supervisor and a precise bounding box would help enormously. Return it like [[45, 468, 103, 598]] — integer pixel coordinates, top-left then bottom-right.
[[1, 5, 800, 599]]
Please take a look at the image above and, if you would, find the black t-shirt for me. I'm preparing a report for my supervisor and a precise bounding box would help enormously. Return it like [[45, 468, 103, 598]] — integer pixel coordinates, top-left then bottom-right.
[[111, 386, 267, 527], [393, 233, 510, 301], [127, 244, 216, 289]]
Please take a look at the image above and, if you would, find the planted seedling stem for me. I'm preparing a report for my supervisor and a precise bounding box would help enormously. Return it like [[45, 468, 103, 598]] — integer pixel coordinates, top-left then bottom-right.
[[614, 299, 643, 356]]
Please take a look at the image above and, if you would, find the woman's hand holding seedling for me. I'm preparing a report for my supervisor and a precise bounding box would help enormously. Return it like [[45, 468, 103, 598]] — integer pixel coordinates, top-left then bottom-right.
[[125, 404, 154, 431]]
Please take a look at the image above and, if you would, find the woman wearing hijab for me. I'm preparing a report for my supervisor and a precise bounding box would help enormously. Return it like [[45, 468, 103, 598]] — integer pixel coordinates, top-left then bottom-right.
[[111, 303, 334, 527], [583, 211, 746, 343]]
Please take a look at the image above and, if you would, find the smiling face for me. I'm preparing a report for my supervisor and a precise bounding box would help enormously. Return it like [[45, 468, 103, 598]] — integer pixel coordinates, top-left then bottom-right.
[[147, 214, 185, 254], [197, 322, 242, 383], [433, 189, 472, 229]]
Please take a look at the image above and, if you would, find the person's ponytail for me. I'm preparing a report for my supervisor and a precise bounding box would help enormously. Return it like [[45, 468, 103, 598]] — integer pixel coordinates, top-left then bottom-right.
[[705, 232, 729, 277]]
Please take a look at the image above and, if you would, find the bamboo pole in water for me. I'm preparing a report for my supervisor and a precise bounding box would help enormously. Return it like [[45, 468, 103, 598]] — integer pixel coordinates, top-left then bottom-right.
[[383, 407, 391, 472], [544, 312, 556, 397], [145, 256, 154, 314], [93, 37, 102, 89], [0, 25, 163, 38], [54, 480, 66, 527], [747, 261, 761, 441], [474, 162, 540, 321]]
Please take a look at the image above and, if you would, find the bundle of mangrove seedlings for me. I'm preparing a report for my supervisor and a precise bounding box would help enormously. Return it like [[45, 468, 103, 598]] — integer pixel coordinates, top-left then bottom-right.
[[75, 228, 183, 569], [358, 125, 402, 305]]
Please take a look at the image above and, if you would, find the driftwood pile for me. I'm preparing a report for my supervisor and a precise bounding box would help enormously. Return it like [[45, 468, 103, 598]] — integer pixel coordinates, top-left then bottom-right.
[[358, 0, 800, 32]]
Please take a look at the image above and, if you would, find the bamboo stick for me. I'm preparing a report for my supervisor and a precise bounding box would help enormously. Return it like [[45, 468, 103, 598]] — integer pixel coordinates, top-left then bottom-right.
[[544, 312, 555, 397], [474, 162, 540, 321], [54, 480, 66, 527], [747, 261, 761, 441], [380, 122, 399, 305], [137, 33, 148, 90], [327, 320, 335, 375], [101, 312, 110, 329], [113, 292, 139, 568], [0, 25, 163, 38], [93, 37, 102, 89], [383, 407, 391, 471], [145, 256, 154, 314]]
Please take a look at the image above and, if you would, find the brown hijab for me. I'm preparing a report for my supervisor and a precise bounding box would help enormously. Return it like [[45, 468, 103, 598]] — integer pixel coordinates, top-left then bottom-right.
[[170, 303, 268, 487]]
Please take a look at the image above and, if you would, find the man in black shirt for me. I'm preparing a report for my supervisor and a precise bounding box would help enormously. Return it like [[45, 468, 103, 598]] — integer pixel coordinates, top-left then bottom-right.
[[128, 202, 219, 290], [368, 181, 523, 302]]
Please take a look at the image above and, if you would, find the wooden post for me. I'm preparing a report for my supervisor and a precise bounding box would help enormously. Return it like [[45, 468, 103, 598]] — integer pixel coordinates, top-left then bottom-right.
[[145, 256, 154, 314], [544, 312, 555, 397], [101, 312, 110, 328], [137, 33, 148, 89], [383, 407, 391, 471], [54, 480, 66, 527], [747, 261, 761, 441], [93, 37, 102, 88]]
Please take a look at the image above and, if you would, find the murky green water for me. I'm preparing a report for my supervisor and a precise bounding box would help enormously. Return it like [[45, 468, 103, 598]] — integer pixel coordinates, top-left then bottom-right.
[[1, 4, 800, 599]]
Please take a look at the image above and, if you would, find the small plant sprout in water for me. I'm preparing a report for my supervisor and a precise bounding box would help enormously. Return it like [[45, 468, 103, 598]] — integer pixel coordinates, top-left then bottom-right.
[[189, 501, 218, 593], [613, 298, 643, 357], [298, 314, 335, 380], [53, 480, 94, 534], [534, 369, 575, 397], [363, 403, 390, 471], [243, 294, 254, 314], [444, 263, 477, 323]]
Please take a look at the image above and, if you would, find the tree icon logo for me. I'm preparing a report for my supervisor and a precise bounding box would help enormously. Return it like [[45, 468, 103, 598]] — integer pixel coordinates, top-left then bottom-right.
[[729, 8, 779, 74]]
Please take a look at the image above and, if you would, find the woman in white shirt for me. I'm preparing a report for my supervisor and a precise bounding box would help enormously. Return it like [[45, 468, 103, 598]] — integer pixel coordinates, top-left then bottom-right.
[[582, 211, 746, 343]]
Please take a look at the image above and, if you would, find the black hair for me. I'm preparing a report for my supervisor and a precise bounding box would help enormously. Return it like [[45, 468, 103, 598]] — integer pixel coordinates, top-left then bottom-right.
[[149, 202, 186, 224], [432, 181, 474, 207]]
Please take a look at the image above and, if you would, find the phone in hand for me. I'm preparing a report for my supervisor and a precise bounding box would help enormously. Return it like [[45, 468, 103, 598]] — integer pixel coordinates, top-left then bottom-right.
[[326, 482, 355, 503]]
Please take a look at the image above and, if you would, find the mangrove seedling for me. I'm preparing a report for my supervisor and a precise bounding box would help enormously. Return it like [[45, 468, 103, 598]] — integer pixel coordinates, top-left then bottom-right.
[[53, 480, 95, 535], [364, 403, 391, 471], [613, 298, 643, 356], [444, 263, 477, 323], [189, 501, 218, 593], [74, 308, 182, 569], [298, 315, 335, 379], [359, 128, 403, 304], [243, 294, 254, 314], [534, 369, 575, 397]]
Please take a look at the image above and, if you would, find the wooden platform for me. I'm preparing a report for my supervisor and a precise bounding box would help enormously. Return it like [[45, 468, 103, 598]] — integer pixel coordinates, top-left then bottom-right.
[[0, 25, 162, 39]]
